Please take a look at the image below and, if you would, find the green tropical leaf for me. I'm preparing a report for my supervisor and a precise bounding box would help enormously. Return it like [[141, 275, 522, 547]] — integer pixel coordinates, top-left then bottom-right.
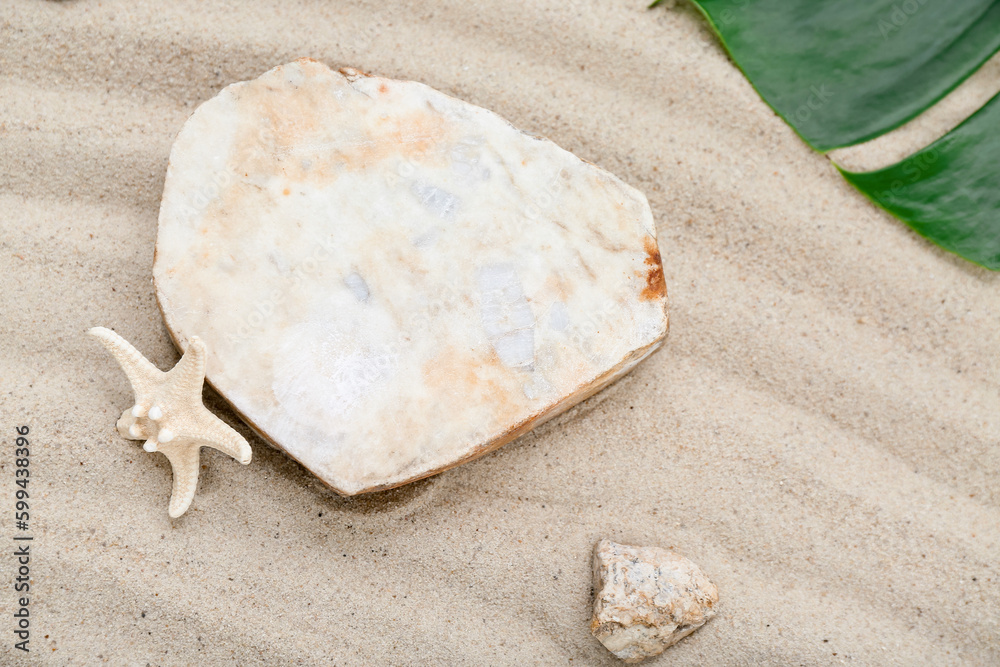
[[839, 92, 1000, 270], [686, 0, 1000, 152], [669, 0, 1000, 269]]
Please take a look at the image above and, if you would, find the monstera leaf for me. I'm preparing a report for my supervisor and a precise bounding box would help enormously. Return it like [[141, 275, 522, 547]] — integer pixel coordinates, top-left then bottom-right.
[[660, 0, 1000, 269], [841, 92, 1000, 270]]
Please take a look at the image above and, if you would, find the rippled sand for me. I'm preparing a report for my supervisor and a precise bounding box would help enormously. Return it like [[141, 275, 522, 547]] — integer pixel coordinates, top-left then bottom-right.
[[1, 1, 997, 664]]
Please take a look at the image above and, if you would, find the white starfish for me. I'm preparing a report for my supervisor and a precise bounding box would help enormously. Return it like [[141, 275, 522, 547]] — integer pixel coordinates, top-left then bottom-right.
[[89, 327, 252, 518]]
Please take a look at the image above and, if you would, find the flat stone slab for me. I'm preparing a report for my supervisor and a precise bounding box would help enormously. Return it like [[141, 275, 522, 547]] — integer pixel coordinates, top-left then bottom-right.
[[154, 58, 668, 495]]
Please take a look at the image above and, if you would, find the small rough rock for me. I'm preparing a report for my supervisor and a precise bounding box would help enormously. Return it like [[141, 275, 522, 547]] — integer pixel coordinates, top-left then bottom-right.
[[591, 539, 718, 662]]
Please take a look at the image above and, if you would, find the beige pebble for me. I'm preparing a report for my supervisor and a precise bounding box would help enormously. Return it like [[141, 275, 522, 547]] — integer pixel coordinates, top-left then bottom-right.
[[591, 539, 718, 662]]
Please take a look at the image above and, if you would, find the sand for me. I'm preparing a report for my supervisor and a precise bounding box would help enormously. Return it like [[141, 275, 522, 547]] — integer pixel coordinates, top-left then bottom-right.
[[1, 1, 998, 664]]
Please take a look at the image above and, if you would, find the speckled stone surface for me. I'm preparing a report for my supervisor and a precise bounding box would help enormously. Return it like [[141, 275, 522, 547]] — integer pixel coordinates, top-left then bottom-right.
[[591, 539, 718, 663], [154, 58, 668, 496]]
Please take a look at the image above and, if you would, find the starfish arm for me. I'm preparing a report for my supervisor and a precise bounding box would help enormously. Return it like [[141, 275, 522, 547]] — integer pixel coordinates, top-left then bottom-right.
[[180, 411, 252, 465], [89, 327, 165, 399], [164, 335, 207, 404], [159, 442, 202, 518]]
